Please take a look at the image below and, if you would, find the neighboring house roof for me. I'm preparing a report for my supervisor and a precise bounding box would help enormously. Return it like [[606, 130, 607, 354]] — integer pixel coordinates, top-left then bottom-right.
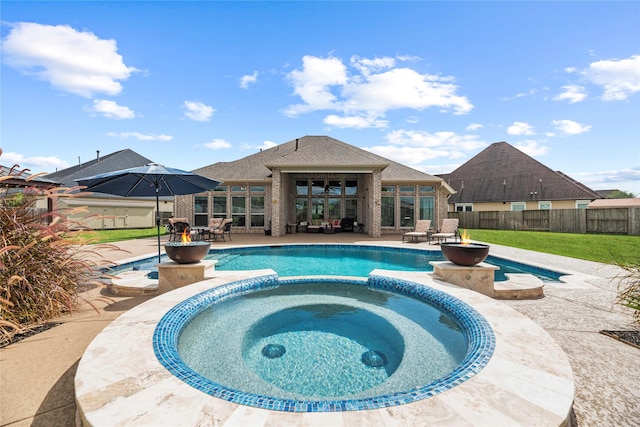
[[44, 149, 154, 188], [438, 141, 602, 203], [588, 198, 640, 208], [195, 135, 449, 185], [595, 189, 619, 198], [0, 164, 59, 188]]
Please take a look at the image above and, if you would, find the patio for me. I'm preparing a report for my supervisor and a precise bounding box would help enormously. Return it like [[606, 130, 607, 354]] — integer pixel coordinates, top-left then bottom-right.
[[1, 233, 638, 426]]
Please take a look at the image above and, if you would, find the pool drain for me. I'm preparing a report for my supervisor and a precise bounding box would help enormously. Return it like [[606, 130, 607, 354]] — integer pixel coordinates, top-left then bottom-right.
[[262, 343, 286, 358], [361, 350, 387, 368]]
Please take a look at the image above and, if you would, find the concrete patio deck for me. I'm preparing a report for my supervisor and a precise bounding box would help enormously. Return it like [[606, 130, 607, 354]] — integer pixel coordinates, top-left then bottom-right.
[[1, 232, 638, 426]]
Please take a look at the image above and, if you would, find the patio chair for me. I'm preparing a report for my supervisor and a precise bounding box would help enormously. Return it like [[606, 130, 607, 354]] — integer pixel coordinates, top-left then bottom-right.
[[167, 218, 190, 241], [209, 218, 233, 241], [402, 219, 432, 243], [430, 218, 459, 244]]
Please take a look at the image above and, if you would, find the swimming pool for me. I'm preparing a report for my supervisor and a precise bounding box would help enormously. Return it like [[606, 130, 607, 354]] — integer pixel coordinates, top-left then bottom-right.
[[204, 244, 564, 282], [154, 275, 495, 411]]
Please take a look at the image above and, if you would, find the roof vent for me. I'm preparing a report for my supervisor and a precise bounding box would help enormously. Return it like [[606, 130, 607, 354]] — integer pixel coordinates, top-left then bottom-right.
[[295, 138, 299, 151]]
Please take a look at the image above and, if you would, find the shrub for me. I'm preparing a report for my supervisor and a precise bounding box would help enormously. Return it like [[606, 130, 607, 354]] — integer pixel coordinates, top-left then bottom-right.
[[0, 165, 118, 346], [616, 263, 640, 326]]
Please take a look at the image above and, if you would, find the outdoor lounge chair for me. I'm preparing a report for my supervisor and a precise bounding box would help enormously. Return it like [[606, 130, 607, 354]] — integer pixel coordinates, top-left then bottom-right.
[[430, 218, 459, 244], [209, 218, 233, 241], [167, 218, 190, 241], [402, 219, 432, 242]]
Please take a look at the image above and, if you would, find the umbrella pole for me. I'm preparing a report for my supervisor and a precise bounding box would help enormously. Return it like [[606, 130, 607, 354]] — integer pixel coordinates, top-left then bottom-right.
[[155, 185, 161, 264]]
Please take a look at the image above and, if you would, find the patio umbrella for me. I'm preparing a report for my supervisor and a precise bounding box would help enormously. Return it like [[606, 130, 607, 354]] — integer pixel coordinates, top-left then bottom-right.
[[76, 163, 221, 264]]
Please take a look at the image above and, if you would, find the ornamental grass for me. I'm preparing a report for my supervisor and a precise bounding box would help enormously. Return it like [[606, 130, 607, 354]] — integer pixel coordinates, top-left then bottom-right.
[[0, 165, 119, 346]]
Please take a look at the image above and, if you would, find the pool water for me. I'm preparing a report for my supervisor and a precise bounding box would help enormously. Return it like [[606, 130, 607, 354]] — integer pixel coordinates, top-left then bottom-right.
[[206, 245, 563, 282], [177, 281, 468, 400]]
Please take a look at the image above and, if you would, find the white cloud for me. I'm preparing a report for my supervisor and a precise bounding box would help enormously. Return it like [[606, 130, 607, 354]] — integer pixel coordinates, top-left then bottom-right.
[[324, 114, 388, 129], [284, 54, 473, 127], [0, 151, 68, 172], [86, 99, 136, 119], [507, 122, 535, 136], [553, 85, 587, 103], [2, 22, 137, 98], [203, 138, 232, 149], [570, 167, 640, 193], [551, 119, 591, 135], [285, 55, 348, 116], [501, 89, 537, 101], [513, 140, 549, 156], [243, 140, 278, 151], [184, 101, 215, 121], [365, 129, 485, 166], [583, 55, 640, 101], [107, 132, 172, 141], [466, 123, 483, 131], [239, 71, 258, 89]]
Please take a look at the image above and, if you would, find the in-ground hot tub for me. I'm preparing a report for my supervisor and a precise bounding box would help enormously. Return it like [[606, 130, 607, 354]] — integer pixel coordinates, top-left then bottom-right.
[[156, 276, 492, 410]]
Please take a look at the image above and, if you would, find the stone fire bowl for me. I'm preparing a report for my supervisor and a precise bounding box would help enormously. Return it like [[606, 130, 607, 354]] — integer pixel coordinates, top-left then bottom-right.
[[440, 242, 490, 266], [164, 242, 211, 264]]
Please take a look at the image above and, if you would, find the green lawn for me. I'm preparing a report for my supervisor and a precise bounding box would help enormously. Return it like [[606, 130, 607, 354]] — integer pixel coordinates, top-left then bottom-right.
[[467, 229, 639, 265], [74, 227, 167, 244]]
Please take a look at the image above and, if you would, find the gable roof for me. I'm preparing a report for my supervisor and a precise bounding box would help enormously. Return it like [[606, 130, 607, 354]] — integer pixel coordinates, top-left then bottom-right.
[[44, 149, 154, 188], [438, 141, 602, 203], [195, 135, 447, 184]]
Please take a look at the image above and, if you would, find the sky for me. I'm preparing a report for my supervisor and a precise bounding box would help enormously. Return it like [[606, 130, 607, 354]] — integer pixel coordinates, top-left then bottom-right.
[[1, 1, 639, 195]]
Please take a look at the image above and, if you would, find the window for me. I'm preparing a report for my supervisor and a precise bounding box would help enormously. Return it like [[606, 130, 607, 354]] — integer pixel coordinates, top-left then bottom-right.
[[250, 196, 265, 227], [381, 186, 396, 193], [381, 196, 395, 227], [213, 195, 227, 219], [296, 198, 308, 222], [419, 186, 435, 193], [311, 198, 324, 220], [231, 185, 246, 192], [419, 196, 435, 220], [311, 180, 325, 196], [231, 196, 246, 226], [345, 199, 357, 219], [296, 180, 308, 196], [194, 196, 208, 226], [455, 203, 473, 212], [327, 180, 341, 196], [328, 198, 341, 218], [213, 185, 227, 192], [345, 180, 357, 196], [538, 201, 552, 210], [400, 186, 415, 193], [250, 185, 265, 192], [400, 196, 415, 227], [576, 200, 590, 209], [511, 202, 526, 211]]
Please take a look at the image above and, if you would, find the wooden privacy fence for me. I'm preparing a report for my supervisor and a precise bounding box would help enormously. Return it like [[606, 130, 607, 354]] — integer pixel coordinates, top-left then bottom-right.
[[450, 207, 640, 236]]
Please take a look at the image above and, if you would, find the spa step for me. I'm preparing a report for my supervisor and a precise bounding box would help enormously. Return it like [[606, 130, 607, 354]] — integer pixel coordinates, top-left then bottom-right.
[[108, 270, 159, 296], [494, 274, 544, 299]]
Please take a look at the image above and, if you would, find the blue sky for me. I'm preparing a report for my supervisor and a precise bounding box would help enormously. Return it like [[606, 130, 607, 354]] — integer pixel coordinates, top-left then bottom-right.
[[2, 1, 639, 195]]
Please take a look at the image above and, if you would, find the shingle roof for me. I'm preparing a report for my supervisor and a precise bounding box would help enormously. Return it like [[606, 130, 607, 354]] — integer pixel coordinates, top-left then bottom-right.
[[44, 149, 154, 188], [438, 142, 602, 203], [195, 135, 445, 183], [0, 165, 59, 188]]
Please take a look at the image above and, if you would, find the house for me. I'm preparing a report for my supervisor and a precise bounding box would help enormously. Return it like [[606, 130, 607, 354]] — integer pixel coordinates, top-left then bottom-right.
[[175, 135, 455, 237], [43, 149, 174, 229], [438, 142, 602, 212], [1, 163, 60, 214]]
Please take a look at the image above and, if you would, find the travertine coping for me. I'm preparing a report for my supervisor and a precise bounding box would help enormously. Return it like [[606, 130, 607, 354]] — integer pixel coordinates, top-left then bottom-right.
[[75, 269, 574, 427]]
